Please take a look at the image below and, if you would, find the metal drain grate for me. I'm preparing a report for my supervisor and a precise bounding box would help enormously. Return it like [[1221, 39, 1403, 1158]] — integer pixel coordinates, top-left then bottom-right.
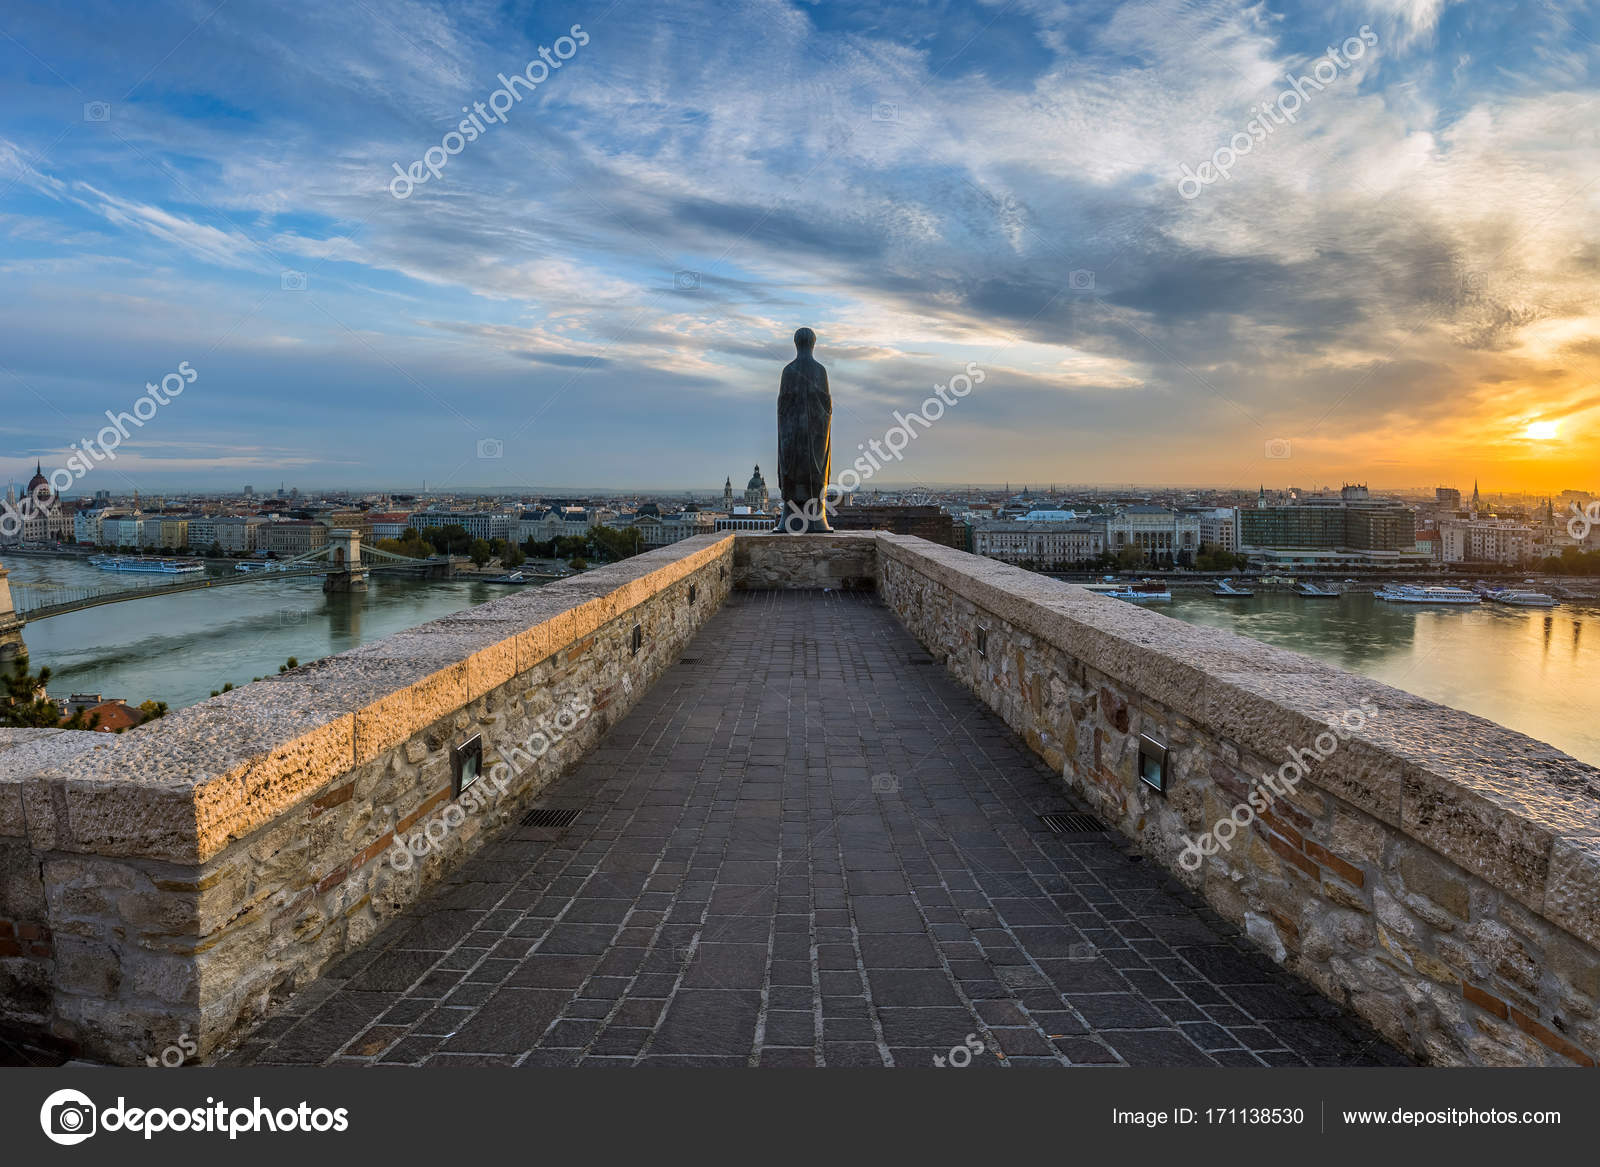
[[1039, 812, 1107, 835], [677, 656, 702, 665], [521, 807, 582, 829]]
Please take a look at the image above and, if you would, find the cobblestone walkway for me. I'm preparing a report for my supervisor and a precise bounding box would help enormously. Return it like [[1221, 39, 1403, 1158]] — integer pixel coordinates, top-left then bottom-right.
[[227, 591, 1406, 1068]]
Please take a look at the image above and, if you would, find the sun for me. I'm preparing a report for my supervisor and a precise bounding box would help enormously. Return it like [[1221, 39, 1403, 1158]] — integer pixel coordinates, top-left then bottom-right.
[[1523, 420, 1561, 440]]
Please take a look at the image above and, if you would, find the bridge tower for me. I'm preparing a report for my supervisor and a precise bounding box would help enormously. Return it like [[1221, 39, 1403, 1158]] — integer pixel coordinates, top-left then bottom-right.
[[322, 529, 369, 593], [0, 562, 26, 663]]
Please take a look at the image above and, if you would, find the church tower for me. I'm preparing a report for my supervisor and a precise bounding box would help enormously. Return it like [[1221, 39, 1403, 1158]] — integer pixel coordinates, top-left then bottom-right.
[[744, 466, 768, 511], [723, 476, 733, 511]]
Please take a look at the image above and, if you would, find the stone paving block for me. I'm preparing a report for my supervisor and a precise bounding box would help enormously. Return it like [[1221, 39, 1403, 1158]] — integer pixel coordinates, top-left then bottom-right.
[[225, 592, 1401, 1069]]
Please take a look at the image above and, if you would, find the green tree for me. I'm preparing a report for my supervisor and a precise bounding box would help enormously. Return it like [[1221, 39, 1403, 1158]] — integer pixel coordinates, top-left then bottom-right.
[[1114, 544, 1147, 570], [568, 556, 588, 571], [587, 524, 643, 563], [1, 656, 65, 727], [378, 528, 433, 559], [422, 524, 473, 556], [501, 543, 526, 568], [469, 538, 493, 567]]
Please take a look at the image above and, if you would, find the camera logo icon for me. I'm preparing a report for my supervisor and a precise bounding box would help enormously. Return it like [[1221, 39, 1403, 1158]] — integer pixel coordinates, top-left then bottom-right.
[[83, 101, 111, 122], [476, 437, 504, 459], [280, 270, 307, 291], [40, 1088, 97, 1145], [673, 270, 700, 291], [872, 102, 898, 122], [1264, 437, 1292, 459], [1068, 269, 1095, 292], [870, 772, 900, 794], [278, 606, 307, 626]]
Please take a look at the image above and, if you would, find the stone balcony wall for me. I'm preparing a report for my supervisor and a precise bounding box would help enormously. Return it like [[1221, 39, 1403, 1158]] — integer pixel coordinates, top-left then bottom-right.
[[0, 535, 733, 1064], [4, 530, 1597, 1068], [871, 533, 1600, 1067], [732, 530, 877, 589]]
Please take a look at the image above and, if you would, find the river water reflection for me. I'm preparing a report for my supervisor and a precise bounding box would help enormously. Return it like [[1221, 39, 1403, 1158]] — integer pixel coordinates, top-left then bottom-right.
[[1162, 589, 1600, 766], [8, 556, 1600, 767], [6, 555, 507, 713]]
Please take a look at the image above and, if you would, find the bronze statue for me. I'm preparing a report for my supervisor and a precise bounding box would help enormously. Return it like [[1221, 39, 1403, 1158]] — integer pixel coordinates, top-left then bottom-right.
[[775, 327, 833, 532]]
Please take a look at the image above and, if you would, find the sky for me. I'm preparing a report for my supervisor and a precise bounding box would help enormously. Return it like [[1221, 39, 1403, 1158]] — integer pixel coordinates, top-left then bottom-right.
[[1, 0, 1598, 498]]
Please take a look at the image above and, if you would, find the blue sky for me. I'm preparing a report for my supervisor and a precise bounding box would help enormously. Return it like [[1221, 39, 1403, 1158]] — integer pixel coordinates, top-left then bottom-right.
[[2, 0, 1598, 496]]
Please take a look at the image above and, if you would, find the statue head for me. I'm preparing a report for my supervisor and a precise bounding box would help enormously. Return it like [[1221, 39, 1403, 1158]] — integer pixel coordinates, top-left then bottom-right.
[[793, 327, 816, 354]]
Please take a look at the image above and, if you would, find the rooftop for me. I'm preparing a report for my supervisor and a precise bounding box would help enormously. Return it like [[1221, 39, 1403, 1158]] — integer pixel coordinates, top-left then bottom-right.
[[220, 590, 1401, 1067], [2, 532, 1595, 1069]]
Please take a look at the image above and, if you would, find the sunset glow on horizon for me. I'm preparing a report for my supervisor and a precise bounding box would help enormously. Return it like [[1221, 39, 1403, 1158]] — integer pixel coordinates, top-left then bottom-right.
[[1, 1, 1597, 496]]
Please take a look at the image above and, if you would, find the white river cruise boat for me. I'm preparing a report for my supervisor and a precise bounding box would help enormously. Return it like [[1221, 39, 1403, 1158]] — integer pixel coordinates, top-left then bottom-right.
[[1374, 583, 1480, 605], [89, 555, 206, 575]]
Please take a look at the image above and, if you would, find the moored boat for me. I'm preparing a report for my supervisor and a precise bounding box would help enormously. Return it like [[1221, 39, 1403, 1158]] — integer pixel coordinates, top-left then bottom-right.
[[1107, 579, 1172, 602], [89, 555, 206, 575], [1487, 588, 1558, 608], [1375, 583, 1479, 604], [1213, 578, 1254, 597]]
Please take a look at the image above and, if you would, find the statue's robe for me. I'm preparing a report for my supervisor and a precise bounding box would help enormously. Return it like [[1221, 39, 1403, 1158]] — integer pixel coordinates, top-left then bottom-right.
[[776, 354, 832, 531]]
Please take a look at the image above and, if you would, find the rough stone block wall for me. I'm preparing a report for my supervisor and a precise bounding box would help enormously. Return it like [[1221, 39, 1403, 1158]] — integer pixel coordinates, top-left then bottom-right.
[[0, 535, 733, 1064], [872, 533, 1600, 1068], [732, 532, 877, 589]]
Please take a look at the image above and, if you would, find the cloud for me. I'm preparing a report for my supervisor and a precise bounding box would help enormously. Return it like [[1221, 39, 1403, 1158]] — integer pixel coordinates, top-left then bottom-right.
[[0, 0, 1595, 491]]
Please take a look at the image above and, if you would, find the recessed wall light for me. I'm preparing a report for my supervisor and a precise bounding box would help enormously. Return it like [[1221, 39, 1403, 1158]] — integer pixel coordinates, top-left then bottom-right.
[[1138, 732, 1168, 793], [452, 734, 483, 797]]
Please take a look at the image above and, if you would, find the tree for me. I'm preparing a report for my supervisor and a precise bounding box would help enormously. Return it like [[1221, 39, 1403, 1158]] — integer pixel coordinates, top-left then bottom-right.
[[587, 524, 643, 563], [1114, 544, 1147, 571], [378, 528, 433, 559], [469, 538, 493, 567], [422, 524, 472, 556], [501, 543, 526, 568], [2, 656, 64, 727], [568, 556, 588, 571]]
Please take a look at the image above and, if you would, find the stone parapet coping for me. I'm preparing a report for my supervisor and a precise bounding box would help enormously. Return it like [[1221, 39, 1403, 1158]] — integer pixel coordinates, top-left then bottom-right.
[[0, 535, 733, 865], [874, 532, 1600, 950]]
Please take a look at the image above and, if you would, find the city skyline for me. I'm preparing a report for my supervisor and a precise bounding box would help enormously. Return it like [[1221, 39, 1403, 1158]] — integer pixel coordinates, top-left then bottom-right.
[[3, 1, 1598, 493], [3, 464, 1591, 503]]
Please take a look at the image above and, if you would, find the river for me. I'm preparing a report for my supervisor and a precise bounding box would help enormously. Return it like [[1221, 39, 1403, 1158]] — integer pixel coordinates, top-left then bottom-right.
[[7, 557, 1599, 766], [1161, 589, 1600, 766], [4, 555, 515, 713]]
